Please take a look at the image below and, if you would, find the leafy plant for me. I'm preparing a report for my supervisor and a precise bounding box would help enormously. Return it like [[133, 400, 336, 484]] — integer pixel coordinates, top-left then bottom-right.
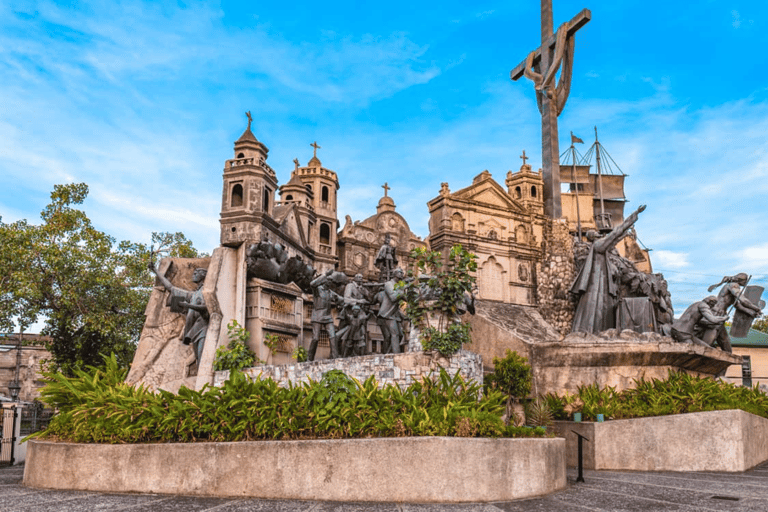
[[557, 370, 768, 421], [213, 320, 259, 372], [525, 398, 555, 428], [30, 359, 549, 443], [292, 346, 308, 362], [420, 323, 471, 356], [484, 350, 533, 425], [263, 333, 280, 355], [399, 245, 477, 356]]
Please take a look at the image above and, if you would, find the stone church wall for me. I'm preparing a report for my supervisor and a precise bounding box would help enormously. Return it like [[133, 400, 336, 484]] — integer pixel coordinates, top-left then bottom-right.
[[535, 219, 576, 335]]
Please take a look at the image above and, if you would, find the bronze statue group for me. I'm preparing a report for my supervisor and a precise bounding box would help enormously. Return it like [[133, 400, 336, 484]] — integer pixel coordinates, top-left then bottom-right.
[[568, 205, 764, 352]]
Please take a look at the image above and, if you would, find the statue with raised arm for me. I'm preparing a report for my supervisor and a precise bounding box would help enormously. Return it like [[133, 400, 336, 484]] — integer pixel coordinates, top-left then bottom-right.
[[569, 204, 646, 334], [701, 273, 764, 352], [148, 262, 209, 365]]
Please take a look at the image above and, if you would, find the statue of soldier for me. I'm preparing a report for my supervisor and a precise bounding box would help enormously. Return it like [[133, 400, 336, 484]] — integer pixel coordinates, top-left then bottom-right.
[[671, 296, 729, 349], [702, 273, 763, 352], [148, 263, 210, 366], [377, 268, 405, 354], [308, 269, 343, 361], [336, 273, 369, 357], [375, 233, 398, 281]]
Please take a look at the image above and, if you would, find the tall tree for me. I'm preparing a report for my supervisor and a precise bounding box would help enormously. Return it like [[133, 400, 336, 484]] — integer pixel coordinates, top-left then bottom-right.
[[0, 183, 202, 375]]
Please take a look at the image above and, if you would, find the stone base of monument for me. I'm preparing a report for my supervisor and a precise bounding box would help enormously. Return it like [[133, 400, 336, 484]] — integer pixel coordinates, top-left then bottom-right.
[[531, 330, 743, 396], [213, 349, 483, 389], [553, 409, 768, 472], [23, 437, 566, 502]]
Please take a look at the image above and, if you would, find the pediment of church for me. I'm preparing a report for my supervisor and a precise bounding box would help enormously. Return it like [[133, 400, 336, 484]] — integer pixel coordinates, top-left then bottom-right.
[[452, 179, 525, 213]]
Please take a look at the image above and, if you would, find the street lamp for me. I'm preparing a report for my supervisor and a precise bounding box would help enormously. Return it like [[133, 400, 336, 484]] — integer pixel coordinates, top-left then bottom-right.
[[8, 381, 20, 402]]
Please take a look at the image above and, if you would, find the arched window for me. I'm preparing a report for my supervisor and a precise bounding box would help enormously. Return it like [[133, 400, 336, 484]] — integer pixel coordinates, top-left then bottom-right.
[[531, 186, 537, 198], [322, 186, 329, 203], [231, 183, 243, 207], [451, 213, 465, 232], [320, 223, 331, 245], [514, 186, 522, 199]]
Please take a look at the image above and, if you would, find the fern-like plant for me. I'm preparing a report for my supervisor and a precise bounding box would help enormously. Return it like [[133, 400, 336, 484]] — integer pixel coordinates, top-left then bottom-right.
[[213, 320, 259, 371]]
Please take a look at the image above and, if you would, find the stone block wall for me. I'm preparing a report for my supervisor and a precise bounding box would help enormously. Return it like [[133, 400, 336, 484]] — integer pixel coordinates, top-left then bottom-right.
[[213, 350, 483, 389], [535, 218, 576, 335]]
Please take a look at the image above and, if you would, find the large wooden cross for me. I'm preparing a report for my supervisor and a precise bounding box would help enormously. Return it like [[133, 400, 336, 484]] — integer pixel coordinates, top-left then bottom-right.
[[510, 2, 591, 219]]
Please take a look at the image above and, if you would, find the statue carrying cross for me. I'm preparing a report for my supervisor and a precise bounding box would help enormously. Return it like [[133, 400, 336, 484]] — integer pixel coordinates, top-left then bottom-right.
[[510, 1, 591, 219]]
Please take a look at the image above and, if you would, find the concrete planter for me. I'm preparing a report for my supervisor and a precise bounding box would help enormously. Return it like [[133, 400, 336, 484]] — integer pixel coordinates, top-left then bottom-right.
[[24, 436, 565, 502], [554, 409, 768, 472]]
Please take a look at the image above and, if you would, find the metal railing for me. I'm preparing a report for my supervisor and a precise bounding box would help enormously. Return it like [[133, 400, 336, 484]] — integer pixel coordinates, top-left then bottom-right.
[[0, 407, 18, 466]]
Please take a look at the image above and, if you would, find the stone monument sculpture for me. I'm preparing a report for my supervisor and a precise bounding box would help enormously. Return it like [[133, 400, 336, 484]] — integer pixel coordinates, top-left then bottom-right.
[[377, 268, 405, 354], [670, 296, 729, 349], [375, 233, 398, 281], [245, 236, 316, 292], [308, 269, 343, 361], [339, 304, 370, 357], [569, 204, 645, 334], [148, 262, 210, 365], [702, 273, 764, 351], [511, 1, 591, 218]]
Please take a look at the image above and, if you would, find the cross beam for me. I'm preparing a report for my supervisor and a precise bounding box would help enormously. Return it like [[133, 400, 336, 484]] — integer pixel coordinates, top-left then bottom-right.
[[510, 8, 591, 81]]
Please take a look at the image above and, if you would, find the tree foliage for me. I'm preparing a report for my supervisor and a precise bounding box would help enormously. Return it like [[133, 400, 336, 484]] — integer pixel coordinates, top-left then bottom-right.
[[0, 183, 202, 375], [399, 245, 477, 356]]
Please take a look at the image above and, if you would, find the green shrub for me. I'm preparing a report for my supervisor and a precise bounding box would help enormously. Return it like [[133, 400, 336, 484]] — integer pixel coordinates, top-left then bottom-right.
[[484, 350, 532, 399], [420, 323, 471, 356], [292, 346, 308, 362], [560, 371, 768, 421], [29, 360, 548, 443], [399, 245, 477, 357], [213, 320, 258, 372]]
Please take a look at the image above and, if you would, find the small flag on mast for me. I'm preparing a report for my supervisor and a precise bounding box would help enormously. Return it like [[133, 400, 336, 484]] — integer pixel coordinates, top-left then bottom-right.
[[571, 133, 584, 144]]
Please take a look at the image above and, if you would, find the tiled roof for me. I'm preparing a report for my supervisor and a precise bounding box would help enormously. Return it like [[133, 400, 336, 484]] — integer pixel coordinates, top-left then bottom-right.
[[730, 328, 768, 347]]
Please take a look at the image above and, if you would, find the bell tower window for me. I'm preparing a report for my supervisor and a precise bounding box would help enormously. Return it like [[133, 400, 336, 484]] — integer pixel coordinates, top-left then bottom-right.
[[231, 183, 243, 207], [320, 223, 331, 245]]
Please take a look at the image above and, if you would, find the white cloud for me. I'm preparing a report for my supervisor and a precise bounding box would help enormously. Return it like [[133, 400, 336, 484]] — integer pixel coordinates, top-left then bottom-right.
[[653, 250, 690, 269]]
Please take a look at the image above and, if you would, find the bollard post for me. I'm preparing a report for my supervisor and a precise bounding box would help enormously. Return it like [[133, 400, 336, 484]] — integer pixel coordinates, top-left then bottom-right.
[[570, 430, 590, 483]]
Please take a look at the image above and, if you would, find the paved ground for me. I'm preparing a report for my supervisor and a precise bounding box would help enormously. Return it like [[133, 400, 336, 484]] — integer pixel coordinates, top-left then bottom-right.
[[3, 461, 768, 511]]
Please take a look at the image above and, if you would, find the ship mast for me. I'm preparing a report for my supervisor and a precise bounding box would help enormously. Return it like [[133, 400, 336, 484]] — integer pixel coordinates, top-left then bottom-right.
[[594, 126, 608, 229]]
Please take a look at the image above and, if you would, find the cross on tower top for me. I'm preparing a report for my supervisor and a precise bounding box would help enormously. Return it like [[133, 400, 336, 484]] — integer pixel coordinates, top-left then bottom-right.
[[382, 182, 390, 197], [310, 141, 321, 158], [520, 150, 529, 166]]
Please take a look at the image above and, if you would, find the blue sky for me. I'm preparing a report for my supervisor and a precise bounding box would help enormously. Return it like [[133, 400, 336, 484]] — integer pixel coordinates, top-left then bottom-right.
[[2, 0, 768, 316]]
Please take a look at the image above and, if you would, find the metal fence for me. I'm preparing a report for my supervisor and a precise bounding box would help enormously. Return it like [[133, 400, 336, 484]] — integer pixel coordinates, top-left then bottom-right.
[[1, 403, 54, 466], [20, 404, 54, 437], [0, 407, 18, 466]]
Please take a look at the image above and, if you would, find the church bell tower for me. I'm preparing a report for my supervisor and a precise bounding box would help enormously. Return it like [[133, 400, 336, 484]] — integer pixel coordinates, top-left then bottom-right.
[[219, 112, 279, 247]]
